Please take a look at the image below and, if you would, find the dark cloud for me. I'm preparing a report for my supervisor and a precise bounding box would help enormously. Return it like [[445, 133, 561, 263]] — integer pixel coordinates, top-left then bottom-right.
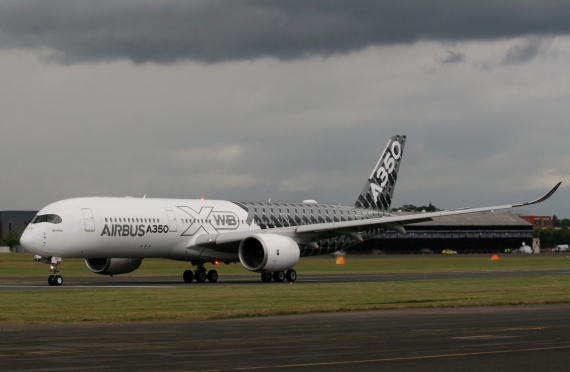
[[1, 0, 570, 63], [503, 36, 545, 64], [439, 50, 466, 65]]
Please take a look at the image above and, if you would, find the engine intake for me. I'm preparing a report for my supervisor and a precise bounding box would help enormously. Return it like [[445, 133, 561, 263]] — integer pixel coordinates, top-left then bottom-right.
[[85, 258, 143, 275], [239, 234, 300, 273]]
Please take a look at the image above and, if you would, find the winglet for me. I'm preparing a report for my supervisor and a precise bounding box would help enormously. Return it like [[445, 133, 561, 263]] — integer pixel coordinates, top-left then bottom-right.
[[513, 182, 562, 207]]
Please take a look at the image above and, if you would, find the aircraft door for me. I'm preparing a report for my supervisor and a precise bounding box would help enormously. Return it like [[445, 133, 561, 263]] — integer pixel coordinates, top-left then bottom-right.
[[81, 208, 95, 232], [166, 210, 177, 232]]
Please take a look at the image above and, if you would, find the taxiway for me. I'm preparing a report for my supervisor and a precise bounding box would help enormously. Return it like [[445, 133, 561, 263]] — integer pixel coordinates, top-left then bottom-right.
[[2, 304, 570, 371], [1, 269, 569, 290]]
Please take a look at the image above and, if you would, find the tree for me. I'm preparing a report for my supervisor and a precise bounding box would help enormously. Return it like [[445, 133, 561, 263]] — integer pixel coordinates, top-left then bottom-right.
[[533, 226, 542, 239], [392, 203, 440, 212], [538, 227, 570, 247], [2, 229, 20, 252]]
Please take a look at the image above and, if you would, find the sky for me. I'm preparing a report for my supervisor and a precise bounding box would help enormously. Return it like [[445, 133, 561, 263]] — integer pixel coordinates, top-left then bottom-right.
[[1, 1, 569, 217]]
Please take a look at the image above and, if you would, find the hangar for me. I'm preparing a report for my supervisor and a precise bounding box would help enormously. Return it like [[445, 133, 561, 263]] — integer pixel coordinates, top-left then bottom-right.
[[355, 211, 533, 254]]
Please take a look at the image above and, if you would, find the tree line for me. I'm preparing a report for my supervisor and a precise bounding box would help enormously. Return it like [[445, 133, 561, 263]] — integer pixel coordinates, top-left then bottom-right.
[[1, 229, 20, 252], [553, 215, 570, 228], [534, 226, 570, 247], [393, 203, 439, 212]]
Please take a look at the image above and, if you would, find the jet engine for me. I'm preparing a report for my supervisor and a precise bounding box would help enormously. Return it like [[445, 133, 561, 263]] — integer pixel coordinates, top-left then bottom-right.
[[238, 234, 300, 273], [85, 258, 143, 275]]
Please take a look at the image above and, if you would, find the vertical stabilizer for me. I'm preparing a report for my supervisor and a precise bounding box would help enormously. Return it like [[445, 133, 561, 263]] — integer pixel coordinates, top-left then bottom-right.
[[355, 135, 406, 211]]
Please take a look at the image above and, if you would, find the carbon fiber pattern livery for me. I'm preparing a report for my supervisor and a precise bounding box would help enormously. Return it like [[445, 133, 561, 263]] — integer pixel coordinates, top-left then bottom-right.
[[231, 201, 390, 256], [229, 136, 406, 257], [355, 135, 406, 211]]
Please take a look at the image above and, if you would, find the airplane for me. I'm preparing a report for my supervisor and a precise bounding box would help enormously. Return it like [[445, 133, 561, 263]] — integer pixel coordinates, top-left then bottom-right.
[[20, 135, 561, 286]]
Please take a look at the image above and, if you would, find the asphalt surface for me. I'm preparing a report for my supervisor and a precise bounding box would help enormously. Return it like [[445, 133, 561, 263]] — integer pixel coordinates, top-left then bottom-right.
[[1, 269, 570, 289], [2, 304, 570, 371]]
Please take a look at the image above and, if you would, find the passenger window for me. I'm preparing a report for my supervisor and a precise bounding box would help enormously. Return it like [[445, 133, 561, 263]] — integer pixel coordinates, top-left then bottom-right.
[[105, 218, 108, 222]]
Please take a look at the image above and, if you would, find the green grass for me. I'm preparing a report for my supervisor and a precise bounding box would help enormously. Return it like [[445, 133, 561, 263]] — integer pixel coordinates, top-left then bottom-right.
[[1, 276, 570, 324], [2, 253, 570, 324], [2, 253, 570, 277]]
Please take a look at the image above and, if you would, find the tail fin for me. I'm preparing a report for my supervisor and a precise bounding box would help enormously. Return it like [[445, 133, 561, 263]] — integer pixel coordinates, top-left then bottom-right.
[[355, 135, 406, 211]]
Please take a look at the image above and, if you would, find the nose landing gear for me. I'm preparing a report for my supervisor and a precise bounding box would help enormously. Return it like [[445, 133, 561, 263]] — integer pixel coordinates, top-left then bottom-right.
[[46, 257, 63, 286]]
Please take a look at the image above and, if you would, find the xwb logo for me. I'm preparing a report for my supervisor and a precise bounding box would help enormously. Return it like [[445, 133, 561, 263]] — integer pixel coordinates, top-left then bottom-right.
[[178, 206, 240, 236]]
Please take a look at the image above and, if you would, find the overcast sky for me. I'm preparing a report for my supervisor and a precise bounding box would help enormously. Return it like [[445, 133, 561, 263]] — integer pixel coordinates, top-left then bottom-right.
[[1, 0, 569, 217]]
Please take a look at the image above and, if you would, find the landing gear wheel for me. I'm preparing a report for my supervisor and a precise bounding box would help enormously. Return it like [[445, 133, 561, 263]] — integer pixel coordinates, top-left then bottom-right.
[[46, 258, 63, 286], [195, 270, 207, 283], [273, 271, 285, 282], [286, 269, 297, 282], [183, 270, 194, 283], [53, 275, 63, 286], [207, 270, 219, 283], [261, 273, 272, 282]]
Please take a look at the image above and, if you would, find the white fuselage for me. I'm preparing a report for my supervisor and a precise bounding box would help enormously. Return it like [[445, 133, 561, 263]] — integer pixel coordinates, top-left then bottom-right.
[[20, 197, 259, 261]]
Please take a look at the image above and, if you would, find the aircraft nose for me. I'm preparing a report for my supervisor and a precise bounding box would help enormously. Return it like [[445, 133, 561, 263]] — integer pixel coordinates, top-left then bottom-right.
[[20, 229, 37, 252]]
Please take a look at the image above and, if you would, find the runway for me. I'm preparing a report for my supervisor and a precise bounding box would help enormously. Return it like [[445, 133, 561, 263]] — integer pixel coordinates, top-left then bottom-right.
[[1, 269, 569, 290], [2, 304, 570, 371]]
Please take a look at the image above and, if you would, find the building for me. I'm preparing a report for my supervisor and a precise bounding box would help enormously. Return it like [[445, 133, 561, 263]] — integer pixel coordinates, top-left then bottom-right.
[[0, 211, 38, 252], [518, 215, 552, 229], [354, 211, 533, 254]]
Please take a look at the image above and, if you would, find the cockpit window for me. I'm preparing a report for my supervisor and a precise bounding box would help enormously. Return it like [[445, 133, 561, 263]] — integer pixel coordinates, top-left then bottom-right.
[[31, 214, 62, 224]]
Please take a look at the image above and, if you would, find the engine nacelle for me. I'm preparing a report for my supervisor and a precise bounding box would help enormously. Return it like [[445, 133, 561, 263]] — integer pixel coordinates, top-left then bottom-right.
[[85, 258, 143, 275], [238, 234, 300, 273]]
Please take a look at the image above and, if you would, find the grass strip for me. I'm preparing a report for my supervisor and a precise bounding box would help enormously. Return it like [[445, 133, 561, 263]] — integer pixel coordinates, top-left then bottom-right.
[[2, 275, 570, 324], [2, 254, 570, 277]]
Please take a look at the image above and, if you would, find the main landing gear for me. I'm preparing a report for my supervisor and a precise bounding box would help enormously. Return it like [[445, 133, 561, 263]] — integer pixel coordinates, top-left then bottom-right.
[[183, 262, 218, 283], [261, 269, 297, 283], [47, 257, 63, 286]]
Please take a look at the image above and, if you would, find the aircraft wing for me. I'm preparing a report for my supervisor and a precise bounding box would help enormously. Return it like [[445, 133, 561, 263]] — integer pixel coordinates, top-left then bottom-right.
[[296, 181, 561, 235], [196, 182, 561, 247]]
